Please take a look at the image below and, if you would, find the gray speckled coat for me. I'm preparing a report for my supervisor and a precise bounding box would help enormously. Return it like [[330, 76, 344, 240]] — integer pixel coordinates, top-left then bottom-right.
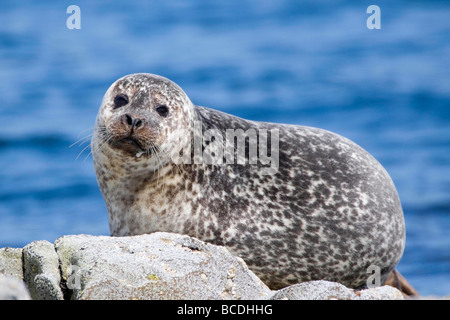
[[92, 73, 405, 290]]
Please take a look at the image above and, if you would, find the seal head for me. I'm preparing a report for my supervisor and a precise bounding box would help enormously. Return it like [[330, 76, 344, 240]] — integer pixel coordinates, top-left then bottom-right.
[[93, 73, 194, 172]]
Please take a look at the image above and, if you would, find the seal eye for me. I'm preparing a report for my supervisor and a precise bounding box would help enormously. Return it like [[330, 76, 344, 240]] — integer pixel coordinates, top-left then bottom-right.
[[113, 94, 129, 109], [156, 105, 169, 117]]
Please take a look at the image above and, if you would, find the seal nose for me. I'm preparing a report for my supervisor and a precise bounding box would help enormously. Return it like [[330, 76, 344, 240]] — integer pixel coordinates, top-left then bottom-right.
[[122, 114, 144, 130]]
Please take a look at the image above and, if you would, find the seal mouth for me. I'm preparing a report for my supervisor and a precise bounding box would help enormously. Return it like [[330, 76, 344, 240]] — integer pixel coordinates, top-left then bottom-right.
[[111, 136, 152, 157], [119, 137, 145, 150]]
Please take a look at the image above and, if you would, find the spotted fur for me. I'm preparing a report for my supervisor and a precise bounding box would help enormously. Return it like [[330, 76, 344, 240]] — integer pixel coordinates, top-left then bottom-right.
[[92, 73, 405, 290]]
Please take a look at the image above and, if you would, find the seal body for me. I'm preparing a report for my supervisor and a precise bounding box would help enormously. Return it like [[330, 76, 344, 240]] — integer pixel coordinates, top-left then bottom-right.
[[92, 73, 405, 289]]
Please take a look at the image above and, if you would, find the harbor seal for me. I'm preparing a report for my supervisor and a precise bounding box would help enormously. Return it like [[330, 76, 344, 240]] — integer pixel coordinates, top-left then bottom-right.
[[91, 73, 406, 290]]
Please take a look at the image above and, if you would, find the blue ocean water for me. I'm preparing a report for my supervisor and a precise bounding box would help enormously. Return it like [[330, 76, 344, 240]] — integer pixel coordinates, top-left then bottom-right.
[[0, 1, 449, 296]]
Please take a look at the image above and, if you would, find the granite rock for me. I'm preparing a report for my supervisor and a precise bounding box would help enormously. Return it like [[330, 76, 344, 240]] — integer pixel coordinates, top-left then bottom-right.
[[269, 280, 404, 300], [0, 247, 23, 280], [0, 233, 410, 300], [0, 275, 31, 300], [23, 240, 64, 300], [55, 232, 271, 300]]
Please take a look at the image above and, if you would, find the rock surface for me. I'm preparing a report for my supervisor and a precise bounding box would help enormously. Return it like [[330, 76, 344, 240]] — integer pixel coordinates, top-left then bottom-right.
[[268, 280, 404, 300], [0, 275, 31, 300], [55, 233, 271, 300], [0, 247, 23, 279], [23, 240, 64, 300], [0, 232, 406, 300]]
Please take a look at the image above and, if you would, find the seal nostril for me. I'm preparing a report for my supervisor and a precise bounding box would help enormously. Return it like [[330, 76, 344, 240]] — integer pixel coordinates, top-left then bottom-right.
[[123, 114, 144, 129], [125, 114, 133, 126]]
